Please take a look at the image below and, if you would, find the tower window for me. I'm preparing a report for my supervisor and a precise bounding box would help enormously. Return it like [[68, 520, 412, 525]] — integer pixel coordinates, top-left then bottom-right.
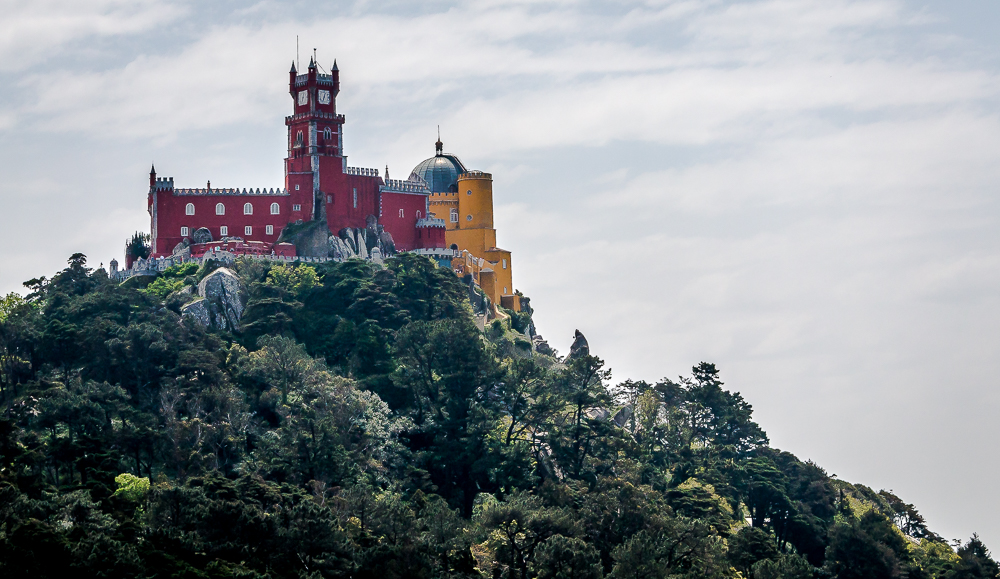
[[220, 226, 228, 236], [181, 226, 189, 237], [467, 190, 472, 196], [185, 203, 195, 215], [416, 210, 421, 219], [270, 202, 280, 214], [450, 209, 458, 223], [353, 188, 357, 208], [245, 226, 252, 236], [266, 225, 273, 235], [295, 130, 303, 146], [323, 127, 332, 141], [216, 203, 225, 215], [502, 259, 507, 269], [244, 202, 253, 215], [399, 209, 404, 218], [466, 214, 472, 221]]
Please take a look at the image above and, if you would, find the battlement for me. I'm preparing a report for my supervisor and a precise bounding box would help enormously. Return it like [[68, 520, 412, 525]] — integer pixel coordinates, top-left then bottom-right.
[[459, 171, 492, 180], [293, 73, 336, 88], [285, 111, 344, 124], [416, 217, 446, 228], [382, 178, 430, 194], [346, 166, 380, 177], [173, 187, 290, 196], [153, 177, 174, 191]]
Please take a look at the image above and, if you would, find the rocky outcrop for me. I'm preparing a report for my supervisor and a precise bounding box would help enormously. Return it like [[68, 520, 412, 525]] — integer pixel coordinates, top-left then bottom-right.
[[532, 334, 556, 357], [332, 215, 396, 260], [567, 329, 590, 360], [181, 267, 244, 330], [279, 220, 330, 258]]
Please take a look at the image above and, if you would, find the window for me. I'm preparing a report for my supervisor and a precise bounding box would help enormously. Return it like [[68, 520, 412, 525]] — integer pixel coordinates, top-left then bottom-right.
[[323, 127, 332, 141], [504, 286, 508, 294], [467, 190, 472, 196], [185, 203, 195, 215], [327, 195, 332, 203], [416, 211, 421, 219], [181, 226, 189, 237], [270, 202, 280, 214], [295, 130, 303, 146], [244, 202, 253, 215], [450, 209, 458, 223], [245, 226, 252, 236], [216, 203, 225, 215], [502, 259, 507, 269], [220, 226, 228, 236], [295, 184, 300, 190], [266, 225, 273, 235], [398, 208, 404, 218], [353, 188, 357, 208], [466, 214, 472, 221], [293, 204, 301, 211]]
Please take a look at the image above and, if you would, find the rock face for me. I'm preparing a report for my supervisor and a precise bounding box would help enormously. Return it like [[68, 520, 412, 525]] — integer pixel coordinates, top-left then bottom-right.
[[192, 227, 213, 244], [567, 329, 590, 360], [181, 267, 244, 330], [280, 220, 330, 258], [332, 215, 396, 260]]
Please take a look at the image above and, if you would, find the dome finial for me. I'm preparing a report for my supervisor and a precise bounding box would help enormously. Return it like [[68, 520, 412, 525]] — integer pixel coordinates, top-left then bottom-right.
[[435, 125, 443, 156]]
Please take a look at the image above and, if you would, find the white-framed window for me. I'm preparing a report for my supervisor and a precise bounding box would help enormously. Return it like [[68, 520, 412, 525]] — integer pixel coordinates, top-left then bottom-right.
[[266, 225, 273, 235], [327, 195, 332, 203], [185, 203, 195, 215], [295, 130, 303, 146], [270, 202, 280, 214], [398, 208, 404, 218], [245, 225, 252, 236], [323, 126, 332, 141], [450, 208, 458, 223], [416, 211, 421, 219], [181, 226, 189, 237], [295, 184, 300, 190], [502, 259, 507, 269], [220, 226, 228, 236], [353, 188, 357, 208], [244, 202, 253, 215], [293, 204, 301, 211], [466, 214, 472, 221], [504, 286, 508, 294], [216, 203, 225, 215]]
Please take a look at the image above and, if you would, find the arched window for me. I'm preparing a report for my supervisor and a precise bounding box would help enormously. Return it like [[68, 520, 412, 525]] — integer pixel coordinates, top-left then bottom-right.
[[295, 131, 303, 146], [270, 202, 280, 215], [416, 211, 421, 219], [449, 208, 458, 223], [323, 126, 332, 141], [244, 202, 253, 215], [216, 203, 225, 215], [185, 203, 195, 215]]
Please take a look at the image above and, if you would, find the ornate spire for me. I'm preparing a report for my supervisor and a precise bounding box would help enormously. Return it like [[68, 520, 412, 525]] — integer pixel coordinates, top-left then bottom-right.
[[435, 125, 443, 156], [289, 61, 297, 73], [331, 59, 338, 71]]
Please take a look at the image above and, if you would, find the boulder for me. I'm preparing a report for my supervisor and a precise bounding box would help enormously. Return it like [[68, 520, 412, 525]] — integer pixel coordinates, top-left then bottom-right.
[[567, 329, 590, 360], [183, 267, 245, 330], [192, 227, 213, 244]]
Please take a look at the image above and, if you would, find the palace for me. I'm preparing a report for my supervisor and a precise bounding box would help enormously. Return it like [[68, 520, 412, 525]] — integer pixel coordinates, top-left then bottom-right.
[[145, 57, 519, 311]]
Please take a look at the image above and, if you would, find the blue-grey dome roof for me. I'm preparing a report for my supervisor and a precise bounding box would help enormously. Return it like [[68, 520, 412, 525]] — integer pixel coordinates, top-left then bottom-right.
[[411, 152, 468, 193]]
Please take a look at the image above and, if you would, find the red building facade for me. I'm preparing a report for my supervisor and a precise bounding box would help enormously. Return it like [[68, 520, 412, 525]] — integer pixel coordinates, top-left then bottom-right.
[[148, 58, 446, 259]]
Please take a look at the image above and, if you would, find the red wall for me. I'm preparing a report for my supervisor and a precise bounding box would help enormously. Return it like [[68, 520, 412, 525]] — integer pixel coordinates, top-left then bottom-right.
[[379, 191, 429, 251], [152, 191, 291, 256]]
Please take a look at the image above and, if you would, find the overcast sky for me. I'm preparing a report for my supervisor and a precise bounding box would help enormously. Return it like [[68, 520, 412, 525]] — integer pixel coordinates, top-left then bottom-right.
[[2, 0, 999, 548]]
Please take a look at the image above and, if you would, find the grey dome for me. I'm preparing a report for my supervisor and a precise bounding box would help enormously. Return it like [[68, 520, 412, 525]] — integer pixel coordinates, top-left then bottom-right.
[[411, 152, 468, 193]]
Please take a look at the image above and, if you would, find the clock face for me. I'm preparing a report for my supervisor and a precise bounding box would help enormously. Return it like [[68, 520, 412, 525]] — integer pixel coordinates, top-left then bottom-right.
[[318, 90, 331, 105], [298, 90, 308, 106]]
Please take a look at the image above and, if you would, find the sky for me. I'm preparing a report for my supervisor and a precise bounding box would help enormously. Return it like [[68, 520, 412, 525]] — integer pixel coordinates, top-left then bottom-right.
[[2, 0, 1000, 549]]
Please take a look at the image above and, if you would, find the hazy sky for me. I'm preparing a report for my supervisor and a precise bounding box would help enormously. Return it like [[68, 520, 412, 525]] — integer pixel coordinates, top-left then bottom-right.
[[2, 0, 1000, 548]]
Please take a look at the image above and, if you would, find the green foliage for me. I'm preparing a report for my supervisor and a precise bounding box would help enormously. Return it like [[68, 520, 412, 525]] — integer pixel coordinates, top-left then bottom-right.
[[0, 251, 989, 579], [124, 231, 150, 260], [112, 472, 150, 502]]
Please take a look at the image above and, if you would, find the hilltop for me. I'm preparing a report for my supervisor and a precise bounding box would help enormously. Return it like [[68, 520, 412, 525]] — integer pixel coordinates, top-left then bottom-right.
[[0, 252, 996, 578]]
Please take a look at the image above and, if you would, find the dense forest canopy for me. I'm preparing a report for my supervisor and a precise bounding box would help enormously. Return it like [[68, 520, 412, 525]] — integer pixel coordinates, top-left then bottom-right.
[[0, 252, 995, 578]]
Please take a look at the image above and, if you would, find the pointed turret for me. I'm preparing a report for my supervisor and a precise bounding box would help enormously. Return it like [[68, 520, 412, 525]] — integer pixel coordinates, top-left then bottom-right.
[[331, 59, 338, 71], [149, 164, 156, 190], [289, 61, 297, 74], [289, 61, 298, 95]]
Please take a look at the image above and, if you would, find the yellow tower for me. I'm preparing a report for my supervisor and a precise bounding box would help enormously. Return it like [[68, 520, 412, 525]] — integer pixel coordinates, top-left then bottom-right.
[[411, 138, 519, 311]]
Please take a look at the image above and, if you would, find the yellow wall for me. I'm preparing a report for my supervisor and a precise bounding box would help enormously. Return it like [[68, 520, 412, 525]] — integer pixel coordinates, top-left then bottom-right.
[[457, 172, 493, 230], [429, 170, 519, 311]]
